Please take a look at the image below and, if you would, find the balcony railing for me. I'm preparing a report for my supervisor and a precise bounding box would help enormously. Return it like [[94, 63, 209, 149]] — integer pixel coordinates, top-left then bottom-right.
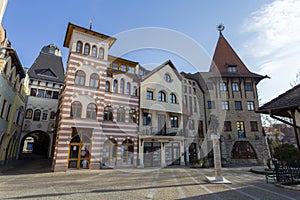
[[139, 126, 183, 136]]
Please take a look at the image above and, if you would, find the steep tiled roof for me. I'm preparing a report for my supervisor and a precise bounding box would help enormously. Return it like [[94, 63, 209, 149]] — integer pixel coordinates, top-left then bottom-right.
[[28, 44, 65, 83], [258, 84, 300, 117], [209, 33, 267, 82]]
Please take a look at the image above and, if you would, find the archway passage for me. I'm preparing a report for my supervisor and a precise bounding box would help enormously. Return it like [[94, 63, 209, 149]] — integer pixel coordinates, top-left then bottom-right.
[[231, 141, 257, 159], [20, 131, 51, 159]]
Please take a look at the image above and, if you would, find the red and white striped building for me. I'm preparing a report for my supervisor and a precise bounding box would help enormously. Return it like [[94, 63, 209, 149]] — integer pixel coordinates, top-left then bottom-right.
[[52, 23, 140, 171]]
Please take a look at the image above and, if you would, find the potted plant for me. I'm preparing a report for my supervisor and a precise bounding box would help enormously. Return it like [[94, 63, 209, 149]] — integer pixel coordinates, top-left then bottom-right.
[[192, 158, 204, 168]]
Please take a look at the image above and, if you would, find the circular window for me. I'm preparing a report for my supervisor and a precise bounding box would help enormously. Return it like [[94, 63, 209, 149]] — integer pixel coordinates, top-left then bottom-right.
[[164, 74, 172, 82]]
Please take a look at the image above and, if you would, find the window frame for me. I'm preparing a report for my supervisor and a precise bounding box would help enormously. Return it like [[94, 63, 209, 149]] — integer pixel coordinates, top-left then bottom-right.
[[74, 70, 86, 86]]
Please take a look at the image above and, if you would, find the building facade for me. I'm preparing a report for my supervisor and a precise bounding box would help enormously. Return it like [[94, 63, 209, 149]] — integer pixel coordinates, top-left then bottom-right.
[[52, 23, 140, 171], [0, 26, 27, 164], [21, 44, 64, 159], [52, 23, 269, 171]]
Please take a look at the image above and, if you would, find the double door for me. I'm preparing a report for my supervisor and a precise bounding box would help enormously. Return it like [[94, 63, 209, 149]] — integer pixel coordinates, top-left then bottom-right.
[[144, 142, 161, 167]]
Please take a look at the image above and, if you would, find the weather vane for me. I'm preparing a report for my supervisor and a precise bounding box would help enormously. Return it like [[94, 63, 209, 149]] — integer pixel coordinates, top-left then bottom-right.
[[89, 19, 93, 30], [217, 23, 225, 35]]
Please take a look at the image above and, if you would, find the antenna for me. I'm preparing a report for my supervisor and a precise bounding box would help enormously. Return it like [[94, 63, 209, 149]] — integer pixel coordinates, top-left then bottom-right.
[[89, 19, 93, 30]]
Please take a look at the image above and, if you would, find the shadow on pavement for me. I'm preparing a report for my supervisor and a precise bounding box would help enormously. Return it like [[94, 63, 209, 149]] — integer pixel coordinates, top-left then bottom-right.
[[0, 153, 52, 175]]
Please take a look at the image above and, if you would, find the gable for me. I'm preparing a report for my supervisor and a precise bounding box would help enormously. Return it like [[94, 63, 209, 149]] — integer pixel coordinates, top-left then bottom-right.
[[36, 68, 57, 78]]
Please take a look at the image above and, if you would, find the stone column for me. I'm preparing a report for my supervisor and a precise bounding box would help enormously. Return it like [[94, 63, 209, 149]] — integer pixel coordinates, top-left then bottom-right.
[[212, 135, 223, 181], [161, 142, 166, 167], [138, 139, 144, 168]]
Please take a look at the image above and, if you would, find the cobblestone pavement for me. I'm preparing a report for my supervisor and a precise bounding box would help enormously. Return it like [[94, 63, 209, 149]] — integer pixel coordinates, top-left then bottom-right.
[[1, 166, 300, 200]]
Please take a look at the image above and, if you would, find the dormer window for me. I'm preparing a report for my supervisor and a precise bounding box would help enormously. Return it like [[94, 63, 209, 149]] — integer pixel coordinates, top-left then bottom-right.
[[227, 65, 237, 73]]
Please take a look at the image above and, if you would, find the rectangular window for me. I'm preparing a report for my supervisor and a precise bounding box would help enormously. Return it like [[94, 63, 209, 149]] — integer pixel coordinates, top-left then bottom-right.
[[42, 111, 48, 121], [206, 82, 213, 90], [221, 101, 229, 110], [1, 99, 6, 118], [198, 120, 204, 138], [37, 89, 45, 98], [112, 62, 119, 70], [236, 121, 246, 138], [220, 82, 227, 91], [232, 82, 239, 91], [139, 69, 144, 76], [189, 87, 192, 94], [45, 90, 52, 98], [146, 91, 153, 100], [184, 95, 187, 106], [128, 66, 135, 74], [189, 96, 193, 115], [247, 101, 255, 111], [184, 86, 187, 93], [208, 101, 215, 109], [228, 65, 237, 72], [245, 82, 253, 91], [250, 121, 258, 131], [193, 88, 196, 94], [189, 119, 195, 130], [170, 116, 178, 128], [235, 101, 242, 110], [52, 91, 59, 99], [224, 121, 232, 131], [120, 64, 127, 72], [143, 113, 151, 126], [30, 88, 37, 96], [194, 97, 197, 112], [6, 104, 11, 121]]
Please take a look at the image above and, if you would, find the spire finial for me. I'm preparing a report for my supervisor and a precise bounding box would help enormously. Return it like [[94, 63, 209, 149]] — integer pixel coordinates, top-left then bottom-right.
[[89, 19, 93, 30], [217, 23, 225, 36]]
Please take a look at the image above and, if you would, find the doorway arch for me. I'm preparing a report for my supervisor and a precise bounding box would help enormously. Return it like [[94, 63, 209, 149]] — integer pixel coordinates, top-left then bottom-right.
[[103, 138, 117, 167], [231, 141, 257, 159], [68, 135, 91, 169]]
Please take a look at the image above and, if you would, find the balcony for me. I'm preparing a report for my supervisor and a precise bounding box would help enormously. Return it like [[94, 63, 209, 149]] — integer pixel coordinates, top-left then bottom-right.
[[139, 126, 183, 136]]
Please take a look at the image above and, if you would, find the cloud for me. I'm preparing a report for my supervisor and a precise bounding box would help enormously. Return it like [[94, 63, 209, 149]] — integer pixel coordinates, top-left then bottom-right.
[[242, 0, 300, 103]]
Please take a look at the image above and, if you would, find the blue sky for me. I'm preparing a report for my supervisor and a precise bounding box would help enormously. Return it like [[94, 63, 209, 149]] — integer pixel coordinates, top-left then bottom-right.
[[2, 0, 299, 103]]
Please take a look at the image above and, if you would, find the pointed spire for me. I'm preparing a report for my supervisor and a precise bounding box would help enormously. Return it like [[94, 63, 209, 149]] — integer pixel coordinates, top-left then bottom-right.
[[89, 19, 93, 30]]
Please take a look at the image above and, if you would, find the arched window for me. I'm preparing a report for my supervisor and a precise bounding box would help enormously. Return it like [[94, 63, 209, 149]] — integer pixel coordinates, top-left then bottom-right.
[[121, 139, 134, 165], [103, 139, 117, 167], [50, 111, 56, 120], [126, 82, 131, 95], [104, 106, 113, 121], [42, 110, 48, 120], [75, 70, 85, 86], [25, 109, 33, 119], [158, 91, 166, 102], [105, 81, 110, 92], [76, 41, 83, 53], [132, 86, 137, 96], [89, 73, 99, 88], [71, 101, 82, 118], [99, 47, 104, 59], [120, 79, 124, 94], [129, 109, 137, 123], [84, 43, 90, 55], [86, 103, 97, 119], [113, 80, 118, 93], [91, 45, 97, 57], [117, 108, 125, 122], [33, 109, 41, 121], [170, 93, 177, 103]]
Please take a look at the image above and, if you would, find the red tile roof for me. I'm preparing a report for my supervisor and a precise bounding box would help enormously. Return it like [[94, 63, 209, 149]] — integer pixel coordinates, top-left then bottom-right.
[[209, 34, 267, 82]]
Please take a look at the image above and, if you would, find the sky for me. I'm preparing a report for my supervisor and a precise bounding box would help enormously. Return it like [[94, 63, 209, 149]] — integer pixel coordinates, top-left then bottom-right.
[[2, 0, 299, 104]]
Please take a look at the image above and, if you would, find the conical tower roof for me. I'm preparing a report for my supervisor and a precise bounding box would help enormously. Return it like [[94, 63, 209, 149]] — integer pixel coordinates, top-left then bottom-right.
[[209, 28, 267, 83]]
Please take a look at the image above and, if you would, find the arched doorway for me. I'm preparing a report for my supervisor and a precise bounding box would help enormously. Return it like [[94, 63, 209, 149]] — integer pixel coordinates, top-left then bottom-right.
[[20, 131, 51, 159], [231, 141, 257, 159], [103, 139, 117, 167], [68, 135, 91, 169], [121, 139, 134, 165]]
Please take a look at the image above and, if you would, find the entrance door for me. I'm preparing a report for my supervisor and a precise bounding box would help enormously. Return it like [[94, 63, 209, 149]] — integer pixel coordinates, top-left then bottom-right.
[[165, 142, 180, 165], [157, 115, 166, 135], [144, 142, 161, 167], [68, 135, 91, 169], [189, 143, 197, 164]]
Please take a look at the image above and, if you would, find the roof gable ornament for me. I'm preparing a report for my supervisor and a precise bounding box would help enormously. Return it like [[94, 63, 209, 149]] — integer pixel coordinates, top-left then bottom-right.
[[217, 24, 225, 37]]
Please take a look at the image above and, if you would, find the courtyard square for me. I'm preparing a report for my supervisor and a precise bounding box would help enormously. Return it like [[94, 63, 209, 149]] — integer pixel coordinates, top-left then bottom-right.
[[1, 166, 299, 200]]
